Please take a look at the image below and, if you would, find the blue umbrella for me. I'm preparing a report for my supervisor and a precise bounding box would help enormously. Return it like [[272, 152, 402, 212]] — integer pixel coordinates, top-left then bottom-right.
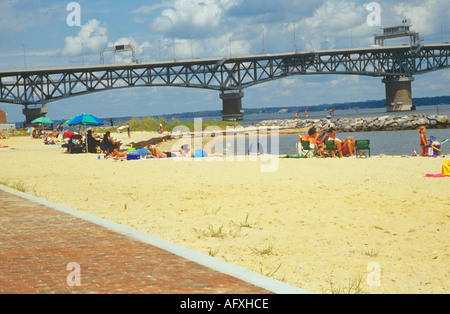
[[65, 114, 104, 153], [65, 114, 104, 127]]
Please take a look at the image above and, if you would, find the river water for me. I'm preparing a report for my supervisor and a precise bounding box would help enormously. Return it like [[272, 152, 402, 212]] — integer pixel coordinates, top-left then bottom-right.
[[223, 104, 450, 156], [83, 104, 450, 156]]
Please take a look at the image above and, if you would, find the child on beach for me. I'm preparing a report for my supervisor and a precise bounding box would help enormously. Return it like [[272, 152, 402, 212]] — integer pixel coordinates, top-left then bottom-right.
[[419, 126, 428, 156]]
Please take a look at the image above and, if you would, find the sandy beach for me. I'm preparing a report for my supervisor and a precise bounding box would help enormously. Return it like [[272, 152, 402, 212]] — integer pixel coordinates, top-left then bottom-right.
[[0, 130, 448, 294]]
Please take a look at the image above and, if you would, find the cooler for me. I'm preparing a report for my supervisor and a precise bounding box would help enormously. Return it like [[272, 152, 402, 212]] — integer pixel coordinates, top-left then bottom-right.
[[127, 152, 140, 160]]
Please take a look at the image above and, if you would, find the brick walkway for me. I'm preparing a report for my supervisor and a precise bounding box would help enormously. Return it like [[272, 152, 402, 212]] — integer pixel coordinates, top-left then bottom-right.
[[0, 188, 307, 294]]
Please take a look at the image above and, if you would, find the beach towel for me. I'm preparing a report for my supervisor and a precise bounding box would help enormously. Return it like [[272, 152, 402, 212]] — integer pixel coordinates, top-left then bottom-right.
[[424, 174, 447, 178], [425, 159, 450, 177], [280, 154, 307, 158]]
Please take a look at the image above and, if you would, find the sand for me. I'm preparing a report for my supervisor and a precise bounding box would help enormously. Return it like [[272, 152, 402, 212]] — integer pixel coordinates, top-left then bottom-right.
[[0, 130, 448, 294]]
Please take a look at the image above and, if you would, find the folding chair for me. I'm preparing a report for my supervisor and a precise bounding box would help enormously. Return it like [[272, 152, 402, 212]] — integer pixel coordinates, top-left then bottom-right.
[[356, 140, 370, 158], [324, 140, 338, 157], [299, 139, 316, 158]]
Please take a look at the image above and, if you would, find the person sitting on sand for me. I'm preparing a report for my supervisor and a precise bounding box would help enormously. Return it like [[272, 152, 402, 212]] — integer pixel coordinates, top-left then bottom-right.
[[325, 127, 358, 157], [32, 129, 39, 139], [341, 137, 357, 157], [43, 134, 58, 145], [316, 124, 328, 143], [306, 127, 324, 156], [179, 144, 223, 158], [419, 126, 428, 157], [144, 145, 177, 159], [323, 127, 343, 158], [87, 130, 100, 153], [101, 131, 120, 153], [180, 144, 207, 158], [105, 148, 127, 160]]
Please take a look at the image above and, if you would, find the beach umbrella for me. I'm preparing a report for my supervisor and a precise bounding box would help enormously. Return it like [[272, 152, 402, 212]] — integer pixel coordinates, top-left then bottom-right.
[[65, 114, 104, 153], [31, 117, 53, 131], [64, 114, 104, 127], [31, 117, 53, 125]]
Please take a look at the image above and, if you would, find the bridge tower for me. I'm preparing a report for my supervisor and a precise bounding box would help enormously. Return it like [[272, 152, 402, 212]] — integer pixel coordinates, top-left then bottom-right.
[[375, 23, 420, 112], [220, 91, 244, 121], [382, 77, 415, 112], [22, 105, 48, 126]]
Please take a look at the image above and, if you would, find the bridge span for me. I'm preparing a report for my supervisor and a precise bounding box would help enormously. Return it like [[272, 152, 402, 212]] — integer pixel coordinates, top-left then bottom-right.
[[1, 43, 449, 123]]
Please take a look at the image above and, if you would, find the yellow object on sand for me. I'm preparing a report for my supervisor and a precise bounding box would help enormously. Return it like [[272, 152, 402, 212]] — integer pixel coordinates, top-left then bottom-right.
[[443, 159, 450, 176]]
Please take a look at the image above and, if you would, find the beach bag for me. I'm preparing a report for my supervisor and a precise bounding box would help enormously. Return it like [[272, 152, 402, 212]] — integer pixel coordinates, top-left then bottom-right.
[[443, 160, 450, 176]]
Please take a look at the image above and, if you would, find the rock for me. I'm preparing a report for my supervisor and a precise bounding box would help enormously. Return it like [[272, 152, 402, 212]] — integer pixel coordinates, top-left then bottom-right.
[[256, 114, 449, 132], [436, 115, 449, 124]]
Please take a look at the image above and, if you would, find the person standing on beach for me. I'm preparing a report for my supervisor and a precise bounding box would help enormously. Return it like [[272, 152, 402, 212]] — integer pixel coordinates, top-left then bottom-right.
[[419, 126, 428, 156], [329, 109, 334, 118], [127, 124, 130, 138], [305, 109, 309, 120]]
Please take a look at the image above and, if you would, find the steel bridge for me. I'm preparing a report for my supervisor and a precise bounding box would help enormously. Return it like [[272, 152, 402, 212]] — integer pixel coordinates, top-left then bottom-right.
[[1, 43, 449, 123]]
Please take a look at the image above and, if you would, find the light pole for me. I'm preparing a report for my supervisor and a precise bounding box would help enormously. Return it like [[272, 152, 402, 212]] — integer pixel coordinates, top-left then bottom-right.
[[22, 42, 27, 69]]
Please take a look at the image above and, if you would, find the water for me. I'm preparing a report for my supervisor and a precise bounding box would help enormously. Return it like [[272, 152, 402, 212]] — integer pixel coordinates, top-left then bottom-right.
[[214, 128, 449, 156], [106, 104, 450, 156], [16, 104, 449, 156], [220, 104, 450, 156], [238, 104, 450, 127], [278, 129, 450, 156]]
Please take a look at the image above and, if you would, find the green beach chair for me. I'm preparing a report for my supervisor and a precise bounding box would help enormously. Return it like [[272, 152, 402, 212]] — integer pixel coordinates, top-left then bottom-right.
[[356, 140, 370, 158], [324, 140, 338, 158], [300, 139, 316, 158]]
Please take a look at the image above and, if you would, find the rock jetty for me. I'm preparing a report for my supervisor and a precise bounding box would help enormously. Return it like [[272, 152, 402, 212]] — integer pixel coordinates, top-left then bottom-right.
[[257, 114, 450, 133]]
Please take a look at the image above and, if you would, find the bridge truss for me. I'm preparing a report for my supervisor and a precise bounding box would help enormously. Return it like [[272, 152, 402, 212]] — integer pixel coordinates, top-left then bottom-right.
[[0, 44, 449, 121]]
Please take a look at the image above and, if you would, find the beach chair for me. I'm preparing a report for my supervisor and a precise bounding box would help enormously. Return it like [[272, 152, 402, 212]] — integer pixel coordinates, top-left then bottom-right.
[[62, 138, 85, 154], [324, 140, 338, 157], [300, 139, 316, 158], [356, 140, 370, 158]]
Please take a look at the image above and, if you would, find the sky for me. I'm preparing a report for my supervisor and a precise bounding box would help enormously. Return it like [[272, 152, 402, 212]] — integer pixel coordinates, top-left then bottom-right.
[[1, 0, 450, 123]]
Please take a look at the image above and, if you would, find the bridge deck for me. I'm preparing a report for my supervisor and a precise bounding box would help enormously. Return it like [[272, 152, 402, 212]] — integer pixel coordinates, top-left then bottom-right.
[[1, 44, 449, 76]]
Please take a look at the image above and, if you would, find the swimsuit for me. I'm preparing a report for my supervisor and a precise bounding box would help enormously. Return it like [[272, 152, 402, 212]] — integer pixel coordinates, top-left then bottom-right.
[[193, 149, 208, 158]]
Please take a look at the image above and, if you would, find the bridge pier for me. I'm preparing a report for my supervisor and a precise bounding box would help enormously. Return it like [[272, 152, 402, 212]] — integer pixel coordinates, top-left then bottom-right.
[[383, 77, 415, 112], [220, 91, 244, 121], [22, 105, 49, 126]]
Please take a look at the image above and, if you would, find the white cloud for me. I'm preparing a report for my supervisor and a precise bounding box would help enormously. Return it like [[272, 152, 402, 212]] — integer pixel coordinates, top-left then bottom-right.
[[391, 0, 450, 36], [62, 19, 109, 57], [295, 1, 368, 50], [132, 1, 174, 15], [151, 0, 241, 36]]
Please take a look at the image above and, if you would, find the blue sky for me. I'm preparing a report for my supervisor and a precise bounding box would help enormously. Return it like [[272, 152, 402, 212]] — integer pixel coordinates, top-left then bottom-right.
[[1, 0, 450, 123]]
